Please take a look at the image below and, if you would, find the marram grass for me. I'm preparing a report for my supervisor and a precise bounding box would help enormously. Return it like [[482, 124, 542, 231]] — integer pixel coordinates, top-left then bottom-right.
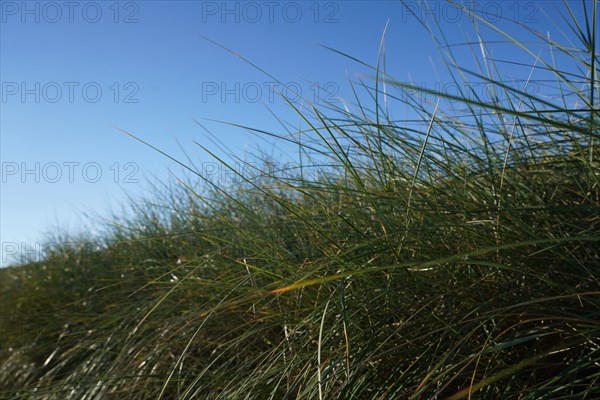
[[1, 1, 599, 399]]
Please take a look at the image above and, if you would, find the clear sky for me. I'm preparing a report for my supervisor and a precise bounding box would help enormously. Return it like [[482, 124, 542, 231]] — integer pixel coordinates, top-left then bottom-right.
[[0, 0, 582, 266]]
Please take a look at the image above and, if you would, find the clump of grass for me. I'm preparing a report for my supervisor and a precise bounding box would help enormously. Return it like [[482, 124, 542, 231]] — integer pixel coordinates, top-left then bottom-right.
[[1, 1, 599, 399]]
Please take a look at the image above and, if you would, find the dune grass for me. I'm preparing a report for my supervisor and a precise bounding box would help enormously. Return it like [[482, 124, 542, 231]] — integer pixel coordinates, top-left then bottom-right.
[[1, 1, 599, 398]]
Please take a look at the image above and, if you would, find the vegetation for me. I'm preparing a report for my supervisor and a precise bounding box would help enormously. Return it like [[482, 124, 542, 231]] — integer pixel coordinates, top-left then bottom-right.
[[1, 1, 598, 398]]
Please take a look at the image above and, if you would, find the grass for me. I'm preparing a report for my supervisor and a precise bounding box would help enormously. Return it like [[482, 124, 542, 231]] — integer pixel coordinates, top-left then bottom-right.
[[1, 1, 599, 398]]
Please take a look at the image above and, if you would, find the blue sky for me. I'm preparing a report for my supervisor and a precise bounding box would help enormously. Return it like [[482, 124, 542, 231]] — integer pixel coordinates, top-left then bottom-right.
[[0, 0, 581, 265]]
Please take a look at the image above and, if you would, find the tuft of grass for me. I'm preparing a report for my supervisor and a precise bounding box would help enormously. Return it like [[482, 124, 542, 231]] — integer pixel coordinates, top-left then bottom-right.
[[1, 1, 599, 399]]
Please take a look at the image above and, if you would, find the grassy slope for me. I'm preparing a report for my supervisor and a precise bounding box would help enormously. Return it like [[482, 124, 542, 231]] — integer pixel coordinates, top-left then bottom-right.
[[1, 2, 599, 399]]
